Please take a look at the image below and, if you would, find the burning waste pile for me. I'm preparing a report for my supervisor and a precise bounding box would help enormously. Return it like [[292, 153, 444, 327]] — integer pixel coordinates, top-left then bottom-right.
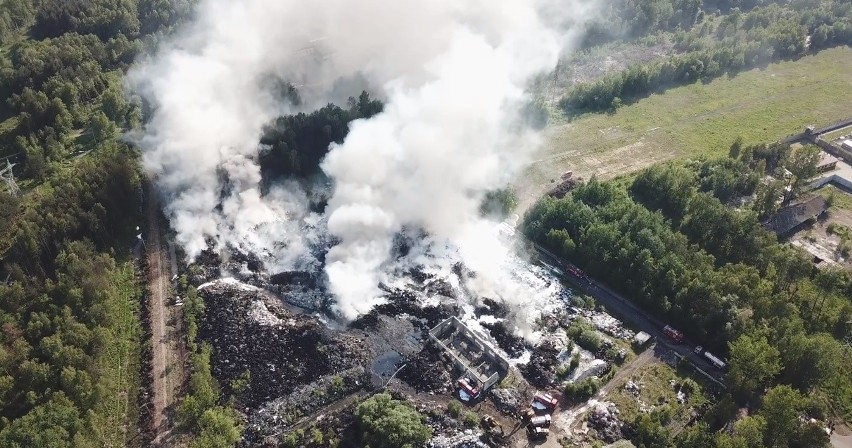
[[178, 213, 640, 446], [128, 0, 607, 444], [187, 238, 585, 444], [179, 214, 640, 446]]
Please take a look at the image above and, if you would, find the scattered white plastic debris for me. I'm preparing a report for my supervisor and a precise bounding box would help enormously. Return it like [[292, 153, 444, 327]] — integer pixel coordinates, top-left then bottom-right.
[[511, 350, 532, 365], [247, 300, 284, 326], [197, 277, 259, 291]]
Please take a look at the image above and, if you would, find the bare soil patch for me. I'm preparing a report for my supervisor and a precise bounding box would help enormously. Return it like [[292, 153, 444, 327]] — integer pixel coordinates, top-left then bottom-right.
[[145, 184, 186, 447]]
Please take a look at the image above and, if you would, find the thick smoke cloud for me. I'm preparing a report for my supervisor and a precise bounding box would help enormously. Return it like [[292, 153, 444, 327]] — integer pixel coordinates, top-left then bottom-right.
[[131, 0, 597, 319]]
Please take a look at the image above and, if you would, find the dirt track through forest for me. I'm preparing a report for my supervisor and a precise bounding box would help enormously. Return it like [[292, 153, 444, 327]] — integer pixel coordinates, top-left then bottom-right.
[[146, 184, 185, 447]]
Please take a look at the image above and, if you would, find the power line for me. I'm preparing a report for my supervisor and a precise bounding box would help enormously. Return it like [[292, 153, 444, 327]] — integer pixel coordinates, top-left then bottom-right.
[[0, 161, 20, 197]]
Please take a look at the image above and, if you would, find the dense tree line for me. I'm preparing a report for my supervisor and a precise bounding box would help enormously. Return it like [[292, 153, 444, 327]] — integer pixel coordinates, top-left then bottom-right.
[[523, 154, 852, 438], [0, 0, 34, 45], [258, 91, 383, 181], [582, 0, 703, 46], [565, 0, 852, 113], [674, 383, 832, 448], [0, 148, 144, 446], [580, 0, 833, 48], [0, 0, 200, 446]]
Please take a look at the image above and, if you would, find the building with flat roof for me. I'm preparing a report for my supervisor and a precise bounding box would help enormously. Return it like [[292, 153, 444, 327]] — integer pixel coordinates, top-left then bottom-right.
[[817, 152, 839, 172], [633, 331, 652, 348]]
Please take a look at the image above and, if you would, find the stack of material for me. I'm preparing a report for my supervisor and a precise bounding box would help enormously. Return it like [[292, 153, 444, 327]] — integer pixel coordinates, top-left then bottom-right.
[[587, 403, 624, 443], [490, 388, 524, 416]]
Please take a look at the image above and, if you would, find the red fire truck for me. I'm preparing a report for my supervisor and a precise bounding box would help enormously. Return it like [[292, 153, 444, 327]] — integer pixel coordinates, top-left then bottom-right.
[[663, 325, 684, 343], [457, 378, 480, 398], [533, 392, 559, 410], [565, 265, 587, 280]]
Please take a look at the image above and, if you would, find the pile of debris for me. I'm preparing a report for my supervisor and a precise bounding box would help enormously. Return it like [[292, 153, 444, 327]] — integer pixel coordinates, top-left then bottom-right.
[[269, 270, 329, 310], [519, 341, 560, 387], [423, 277, 458, 299], [427, 431, 488, 448], [473, 298, 509, 319], [572, 359, 612, 383], [223, 247, 266, 277], [398, 344, 455, 393], [189, 248, 223, 284], [573, 308, 634, 341], [197, 282, 370, 408], [623, 380, 641, 397], [258, 397, 360, 448], [670, 379, 690, 405], [547, 177, 578, 199], [244, 367, 368, 443], [351, 285, 456, 330], [480, 320, 530, 359], [490, 388, 525, 416], [587, 403, 624, 443]]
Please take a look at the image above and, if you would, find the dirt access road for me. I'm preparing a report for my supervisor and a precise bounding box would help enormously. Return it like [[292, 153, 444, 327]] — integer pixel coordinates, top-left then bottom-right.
[[599, 346, 658, 396], [145, 182, 186, 447], [547, 346, 658, 445], [533, 242, 726, 387]]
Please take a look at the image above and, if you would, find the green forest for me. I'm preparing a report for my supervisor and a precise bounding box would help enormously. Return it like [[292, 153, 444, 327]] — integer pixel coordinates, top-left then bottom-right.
[[566, 0, 852, 113], [0, 1, 192, 446], [523, 144, 852, 447], [0, 1, 383, 446]]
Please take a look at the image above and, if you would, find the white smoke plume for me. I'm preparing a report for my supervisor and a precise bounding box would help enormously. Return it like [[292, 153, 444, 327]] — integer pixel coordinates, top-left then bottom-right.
[[131, 0, 598, 318]]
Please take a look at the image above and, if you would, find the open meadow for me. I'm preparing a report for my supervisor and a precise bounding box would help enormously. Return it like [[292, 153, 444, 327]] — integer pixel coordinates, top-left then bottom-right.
[[517, 46, 852, 210]]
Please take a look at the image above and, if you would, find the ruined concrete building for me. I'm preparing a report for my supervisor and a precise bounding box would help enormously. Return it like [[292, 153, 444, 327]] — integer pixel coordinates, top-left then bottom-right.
[[429, 316, 510, 392]]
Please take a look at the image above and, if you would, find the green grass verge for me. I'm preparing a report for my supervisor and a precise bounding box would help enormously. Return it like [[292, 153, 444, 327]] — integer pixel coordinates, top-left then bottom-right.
[[816, 185, 852, 211], [818, 125, 852, 142], [517, 47, 852, 209], [85, 262, 142, 446]]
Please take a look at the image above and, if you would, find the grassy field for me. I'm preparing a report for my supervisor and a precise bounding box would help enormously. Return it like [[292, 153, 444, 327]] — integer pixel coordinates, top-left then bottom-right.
[[605, 362, 711, 432], [516, 46, 852, 210]]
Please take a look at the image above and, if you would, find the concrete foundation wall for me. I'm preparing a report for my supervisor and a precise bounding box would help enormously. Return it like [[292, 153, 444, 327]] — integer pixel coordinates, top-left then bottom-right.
[[429, 316, 509, 392], [810, 174, 852, 192], [814, 138, 852, 163]]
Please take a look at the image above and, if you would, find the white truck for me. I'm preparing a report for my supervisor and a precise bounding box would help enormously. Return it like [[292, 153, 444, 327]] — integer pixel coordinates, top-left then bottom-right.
[[703, 351, 726, 370], [695, 346, 727, 370]]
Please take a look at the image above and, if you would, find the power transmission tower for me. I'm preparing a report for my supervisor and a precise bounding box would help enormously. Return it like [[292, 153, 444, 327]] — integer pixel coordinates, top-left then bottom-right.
[[844, 319, 852, 354], [0, 161, 19, 196]]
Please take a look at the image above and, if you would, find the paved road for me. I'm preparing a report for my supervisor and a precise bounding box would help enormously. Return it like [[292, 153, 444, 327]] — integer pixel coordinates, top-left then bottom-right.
[[530, 242, 727, 387]]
